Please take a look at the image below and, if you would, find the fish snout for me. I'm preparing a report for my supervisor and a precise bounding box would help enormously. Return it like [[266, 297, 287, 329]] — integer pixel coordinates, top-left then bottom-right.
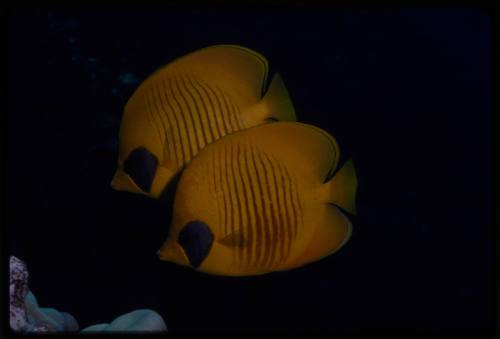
[[157, 240, 189, 266], [110, 170, 127, 191]]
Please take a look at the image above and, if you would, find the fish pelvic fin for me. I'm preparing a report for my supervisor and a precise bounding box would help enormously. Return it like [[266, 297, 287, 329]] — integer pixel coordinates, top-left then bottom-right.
[[323, 158, 358, 215], [217, 230, 247, 248]]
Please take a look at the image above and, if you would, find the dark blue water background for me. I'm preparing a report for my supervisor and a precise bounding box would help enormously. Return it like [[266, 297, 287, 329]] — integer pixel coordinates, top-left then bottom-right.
[[6, 8, 492, 332]]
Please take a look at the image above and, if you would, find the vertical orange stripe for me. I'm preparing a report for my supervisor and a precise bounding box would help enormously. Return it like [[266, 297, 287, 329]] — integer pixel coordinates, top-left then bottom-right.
[[225, 142, 240, 264], [208, 151, 221, 237], [151, 85, 170, 163], [214, 85, 238, 134], [159, 79, 183, 167], [229, 99, 245, 130], [286, 166, 302, 242], [278, 161, 295, 264], [238, 143, 254, 268], [255, 151, 278, 268], [218, 146, 228, 239], [214, 149, 224, 238], [262, 152, 286, 267], [172, 75, 201, 155], [190, 77, 222, 140], [143, 87, 163, 147], [179, 75, 208, 148], [196, 80, 230, 136], [294, 185, 303, 241], [151, 83, 175, 166], [186, 75, 217, 143], [146, 85, 166, 145], [230, 143, 246, 265], [243, 145, 260, 268], [213, 150, 218, 214], [165, 77, 191, 163], [248, 145, 266, 268], [170, 76, 197, 157]]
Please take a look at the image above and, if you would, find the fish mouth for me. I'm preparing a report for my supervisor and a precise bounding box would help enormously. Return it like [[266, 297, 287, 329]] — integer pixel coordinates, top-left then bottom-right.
[[110, 170, 123, 190], [156, 249, 165, 260], [157, 240, 189, 266], [110, 170, 134, 191]]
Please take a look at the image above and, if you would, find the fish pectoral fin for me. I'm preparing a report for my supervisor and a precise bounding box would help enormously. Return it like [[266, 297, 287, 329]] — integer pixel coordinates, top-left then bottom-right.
[[217, 230, 248, 248]]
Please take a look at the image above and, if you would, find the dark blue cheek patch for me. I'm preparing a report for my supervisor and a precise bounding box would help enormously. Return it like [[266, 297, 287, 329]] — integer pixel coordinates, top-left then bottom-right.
[[123, 147, 158, 193], [178, 221, 214, 268]]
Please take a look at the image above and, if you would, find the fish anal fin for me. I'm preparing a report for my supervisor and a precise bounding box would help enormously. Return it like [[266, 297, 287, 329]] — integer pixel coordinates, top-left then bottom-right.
[[217, 230, 247, 248], [290, 205, 352, 268]]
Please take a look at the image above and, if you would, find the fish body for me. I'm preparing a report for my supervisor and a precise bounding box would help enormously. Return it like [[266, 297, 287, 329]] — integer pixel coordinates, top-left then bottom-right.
[[158, 122, 357, 276], [111, 45, 296, 198]]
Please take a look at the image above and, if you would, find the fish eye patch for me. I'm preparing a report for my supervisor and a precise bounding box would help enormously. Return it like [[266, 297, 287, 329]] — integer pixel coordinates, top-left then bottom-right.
[[178, 221, 214, 268], [123, 147, 158, 193]]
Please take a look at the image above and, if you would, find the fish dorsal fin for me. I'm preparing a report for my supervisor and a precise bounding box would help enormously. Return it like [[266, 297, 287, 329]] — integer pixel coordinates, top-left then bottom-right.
[[217, 230, 247, 248], [161, 45, 269, 106], [242, 122, 340, 182]]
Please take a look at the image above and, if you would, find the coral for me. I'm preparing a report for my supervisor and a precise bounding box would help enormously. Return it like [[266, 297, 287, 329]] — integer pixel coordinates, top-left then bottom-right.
[[9, 256, 71, 332], [9, 256, 167, 333], [81, 309, 167, 332], [25, 291, 79, 332]]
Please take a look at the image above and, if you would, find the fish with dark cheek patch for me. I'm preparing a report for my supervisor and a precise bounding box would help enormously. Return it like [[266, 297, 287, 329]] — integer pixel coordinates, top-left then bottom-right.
[[158, 122, 358, 276], [111, 45, 297, 199]]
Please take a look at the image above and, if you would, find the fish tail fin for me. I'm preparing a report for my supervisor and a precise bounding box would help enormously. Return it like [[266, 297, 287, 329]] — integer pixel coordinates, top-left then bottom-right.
[[324, 158, 358, 215], [260, 73, 297, 122], [292, 161, 356, 267]]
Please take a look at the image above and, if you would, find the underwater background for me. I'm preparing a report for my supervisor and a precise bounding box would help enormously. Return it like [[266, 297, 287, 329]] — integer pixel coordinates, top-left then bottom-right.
[[6, 7, 492, 333]]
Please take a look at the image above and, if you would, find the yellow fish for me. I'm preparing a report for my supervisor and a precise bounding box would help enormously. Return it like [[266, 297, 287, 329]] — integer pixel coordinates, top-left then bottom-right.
[[157, 122, 357, 276], [111, 45, 296, 198]]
